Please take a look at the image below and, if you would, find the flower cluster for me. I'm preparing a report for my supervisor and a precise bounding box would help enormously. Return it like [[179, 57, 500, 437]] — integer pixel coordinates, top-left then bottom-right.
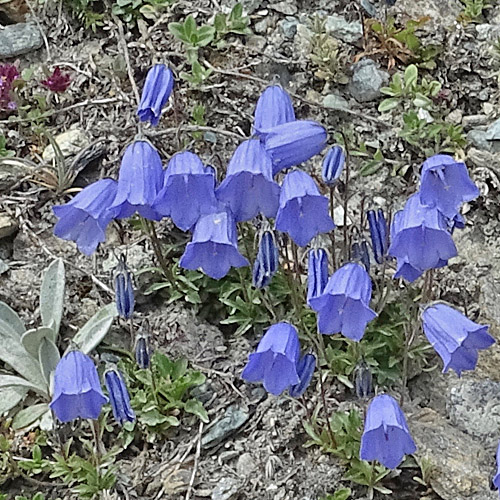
[[0, 64, 20, 111], [41, 67, 71, 93]]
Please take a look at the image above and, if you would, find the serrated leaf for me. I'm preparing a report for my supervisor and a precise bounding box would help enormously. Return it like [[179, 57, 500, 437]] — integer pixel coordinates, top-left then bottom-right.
[[12, 403, 49, 430], [40, 258, 65, 339], [39, 337, 60, 384], [0, 301, 25, 336], [21, 326, 54, 359], [0, 386, 27, 414]]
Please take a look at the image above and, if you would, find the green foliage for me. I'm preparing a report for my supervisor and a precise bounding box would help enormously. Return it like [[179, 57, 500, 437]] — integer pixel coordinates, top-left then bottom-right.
[[169, 15, 216, 63], [458, 0, 491, 23], [190, 103, 207, 140], [213, 3, 252, 45], [320, 488, 352, 500], [412, 455, 435, 486], [14, 494, 46, 500], [350, 142, 385, 177], [0, 135, 15, 158]]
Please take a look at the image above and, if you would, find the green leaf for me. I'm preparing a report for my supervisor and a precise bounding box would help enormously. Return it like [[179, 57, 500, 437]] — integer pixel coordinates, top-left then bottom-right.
[[40, 258, 65, 339], [0, 374, 45, 393], [140, 409, 179, 427], [168, 22, 189, 43], [184, 399, 209, 423], [0, 301, 25, 336], [196, 26, 215, 47], [21, 326, 54, 359], [12, 403, 49, 430], [403, 64, 418, 89], [214, 13, 227, 33], [39, 337, 60, 384], [378, 98, 400, 113], [0, 386, 27, 414], [184, 15, 197, 40]]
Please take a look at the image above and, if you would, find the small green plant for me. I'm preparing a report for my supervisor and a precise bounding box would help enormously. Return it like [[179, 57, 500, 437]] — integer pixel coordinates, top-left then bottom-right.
[[169, 15, 216, 64], [458, 0, 491, 23], [0, 135, 15, 158], [213, 3, 252, 46], [320, 488, 352, 500], [412, 455, 434, 486], [350, 142, 385, 177]]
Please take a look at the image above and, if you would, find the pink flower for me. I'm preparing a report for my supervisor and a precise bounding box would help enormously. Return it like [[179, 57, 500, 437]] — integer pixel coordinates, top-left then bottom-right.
[[0, 64, 20, 111], [41, 67, 71, 92]]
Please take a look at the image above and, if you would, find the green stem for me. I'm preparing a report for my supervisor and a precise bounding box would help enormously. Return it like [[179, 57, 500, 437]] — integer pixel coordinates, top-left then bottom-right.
[[144, 219, 174, 285], [329, 187, 337, 269]]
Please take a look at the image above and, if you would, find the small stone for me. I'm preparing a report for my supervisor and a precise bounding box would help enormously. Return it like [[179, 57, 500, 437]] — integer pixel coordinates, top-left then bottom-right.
[[475, 24, 491, 41], [201, 405, 249, 449], [325, 14, 363, 44], [483, 102, 494, 115], [42, 129, 90, 162], [484, 118, 500, 153], [254, 18, 269, 35], [0, 0, 28, 23], [445, 109, 463, 125], [478, 89, 490, 102], [0, 257, 9, 274], [0, 214, 18, 240], [0, 23, 42, 58], [236, 453, 257, 476], [348, 58, 389, 103], [462, 114, 489, 129], [360, 0, 377, 17], [211, 477, 241, 500], [0, 161, 25, 191], [280, 17, 298, 39], [270, 1, 297, 15], [246, 34, 267, 52], [323, 93, 349, 110], [467, 130, 491, 152]]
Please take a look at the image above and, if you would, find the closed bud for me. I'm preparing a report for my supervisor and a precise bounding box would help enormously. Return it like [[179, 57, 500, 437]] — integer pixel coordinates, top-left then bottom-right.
[[252, 230, 279, 288], [135, 335, 151, 369], [367, 208, 388, 265], [321, 146, 345, 186], [354, 360, 373, 399], [104, 367, 135, 426], [307, 248, 328, 306], [351, 241, 370, 272], [113, 255, 135, 320], [289, 353, 316, 398]]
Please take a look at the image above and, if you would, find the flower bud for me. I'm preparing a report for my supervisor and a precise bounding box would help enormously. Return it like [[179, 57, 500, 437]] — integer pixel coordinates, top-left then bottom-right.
[[351, 241, 370, 272], [252, 230, 279, 288], [354, 360, 373, 399], [113, 255, 135, 320], [367, 208, 388, 264], [104, 367, 135, 425], [135, 335, 151, 369], [307, 248, 328, 306], [321, 146, 345, 186], [289, 353, 316, 398], [254, 85, 295, 133], [137, 64, 174, 126]]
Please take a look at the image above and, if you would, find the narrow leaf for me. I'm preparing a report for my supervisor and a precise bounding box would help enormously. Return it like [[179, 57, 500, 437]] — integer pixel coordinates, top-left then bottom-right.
[[0, 386, 27, 414], [40, 258, 65, 339], [39, 337, 60, 385], [12, 404, 50, 430], [0, 301, 25, 336], [21, 327, 54, 359], [0, 374, 46, 393]]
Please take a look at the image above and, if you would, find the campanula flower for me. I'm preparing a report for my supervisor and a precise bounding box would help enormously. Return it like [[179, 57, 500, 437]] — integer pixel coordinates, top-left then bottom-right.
[[241, 322, 300, 396], [419, 154, 479, 218], [216, 140, 280, 221], [360, 394, 416, 469], [259, 120, 328, 175], [388, 194, 457, 281], [179, 210, 249, 279], [111, 140, 163, 221], [351, 240, 370, 272], [50, 351, 108, 422], [275, 170, 335, 247], [113, 255, 134, 320], [422, 303, 494, 376], [367, 208, 388, 264], [307, 248, 328, 306], [137, 64, 174, 126], [289, 353, 316, 398], [104, 368, 135, 425], [322, 146, 345, 185], [0, 64, 20, 110], [41, 67, 71, 92], [253, 85, 295, 133], [135, 335, 151, 369], [252, 230, 279, 288], [493, 442, 500, 493], [153, 151, 217, 231], [53, 178, 118, 255], [309, 262, 377, 341], [394, 256, 428, 283]]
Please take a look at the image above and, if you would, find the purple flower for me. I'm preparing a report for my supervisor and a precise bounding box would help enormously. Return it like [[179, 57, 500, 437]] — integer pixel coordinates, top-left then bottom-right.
[[113, 255, 134, 320], [422, 303, 494, 376], [252, 230, 279, 288], [135, 335, 151, 369], [179, 210, 249, 279], [367, 208, 388, 264], [351, 240, 370, 272], [394, 256, 428, 283], [493, 442, 500, 492], [53, 179, 118, 255], [111, 140, 164, 221], [153, 151, 217, 231], [253, 85, 295, 133], [322, 145, 345, 186], [309, 262, 377, 341], [0, 64, 20, 110], [307, 248, 328, 306], [275, 170, 335, 247], [259, 120, 328, 175], [360, 394, 416, 469], [216, 140, 280, 222], [241, 322, 300, 396], [137, 64, 174, 126], [419, 154, 479, 218], [50, 351, 108, 422], [104, 368, 135, 425], [41, 67, 71, 92], [289, 353, 316, 398], [388, 194, 457, 282]]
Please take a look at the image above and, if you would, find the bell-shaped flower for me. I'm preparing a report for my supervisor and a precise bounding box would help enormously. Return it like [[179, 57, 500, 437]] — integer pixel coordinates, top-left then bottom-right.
[[307, 248, 328, 306], [216, 140, 280, 221], [259, 120, 328, 175], [53, 179, 118, 256], [137, 64, 174, 126], [275, 170, 335, 247], [360, 394, 417, 469], [179, 209, 249, 279], [289, 353, 316, 398], [113, 255, 134, 320], [367, 208, 388, 264], [422, 303, 494, 376], [111, 140, 163, 221], [253, 85, 295, 133], [252, 230, 279, 288], [50, 351, 108, 422], [322, 145, 345, 186], [419, 154, 479, 218], [394, 256, 429, 282], [241, 322, 300, 396], [388, 194, 457, 281], [104, 367, 135, 425], [309, 262, 377, 341], [153, 151, 217, 231], [493, 442, 500, 492]]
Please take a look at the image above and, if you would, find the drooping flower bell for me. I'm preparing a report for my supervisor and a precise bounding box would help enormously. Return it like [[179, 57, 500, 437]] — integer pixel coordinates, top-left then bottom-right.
[[53, 178, 118, 256], [321, 145, 345, 186], [367, 208, 388, 264], [252, 230, 279, 288], [419, 154, 479, 219], [253, 84, 295, 133], [289, 353, 316, 398], [41, 67, 71, 92], [153, 151, 218, 231], [110, 140, 163, 221], [422, 303, 494, 376], [259, 120, 328, 175], [50, 351, 108, 422], [307, 247, 328, 306], [179, 210, 249, 279], [216, 140, 281, 222], [137, 64, 174, 127], [275, 170, 335, 247], [309, 262, 377, 341], [360, 394, 416, 469], [104, 367, 135, 425], [113, 254, 134, 320], [493, 442, 500, 493], [388, 194, 457, 282], [241, 322, 300, 396]]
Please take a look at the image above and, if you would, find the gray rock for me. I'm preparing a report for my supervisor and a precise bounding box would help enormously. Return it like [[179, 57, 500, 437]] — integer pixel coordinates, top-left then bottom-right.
[[239, 0, 262, 14], [42, 129, 90, 162], [0, 161, 25, 192], [467, 130, 491, 152], [236, 452, 257, 476], [0, 214, 18, 240], [0, 23, 42, 58], [360, 0, 377, 17], [270, 1, 297, 15], [280, 17, 298, 39], [485, 118, 500, 153], [211, 477, 241, 500], [325, 14, 363, 44], [348, 59, 389, 103], [0, 257, 9, 274], [201, 404, 249, 449], [322, 93, 349, 111]]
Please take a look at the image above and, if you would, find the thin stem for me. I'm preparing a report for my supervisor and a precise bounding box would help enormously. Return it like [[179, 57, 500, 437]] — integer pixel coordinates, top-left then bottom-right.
[[329, 187, 337, 269], [319, 371, 336, 447], [400, 314, 419, 406], [341, 133, 351, 263], [128, 318, 135, 352], [145, 219, 173, 284], [90, 419, 105, 460]]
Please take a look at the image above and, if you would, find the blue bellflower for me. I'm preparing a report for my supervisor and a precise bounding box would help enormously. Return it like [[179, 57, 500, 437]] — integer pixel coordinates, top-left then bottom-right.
[[53, 179, 118, 256], [419, 154, 479, 218], [135, 335, 151, 369], [253, 85, 295, 133], [241, 322, 300, 396], [111, 140, 163, 221], [275, 170, 335, 247], [137, 64, 174, 127], [389, 194, 457, 282], [367, 208, 388, 264], [216, 140, 281, 221], [153, 151, 218, 231], [50, 351, 108, 422], [307, 248, 328, 306], [259, 120, 328, 175], [252, 230, 279, 288], [179, 210, 249, 279], [351, 240, 370, 272], [289, 353, 316, 398], [360, 394, 417, 469], [493, 442, 500, 493], [113, 255, 135, 320], [104, 368, 135, 425], [422, 303, 494, 376], [322, 145, 345, 186], [309, 262, 377, 341]]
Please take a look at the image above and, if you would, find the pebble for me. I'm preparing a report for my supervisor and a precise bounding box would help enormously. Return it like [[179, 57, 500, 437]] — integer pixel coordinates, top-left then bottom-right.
[[325, 14, 363, 44], [42, 129, 90, 161], [211, 477, 241, 500], [270, 1, 297, 15], [280, 17, 298, 39], [323, 93, 349, 110], [348, 58, 389, 103], [0, 214, 18, 240], [0, 23, 42, 58], [484, 118, 500, 153], [445, 109, 463, 125], [201, 404, 249, 449]]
